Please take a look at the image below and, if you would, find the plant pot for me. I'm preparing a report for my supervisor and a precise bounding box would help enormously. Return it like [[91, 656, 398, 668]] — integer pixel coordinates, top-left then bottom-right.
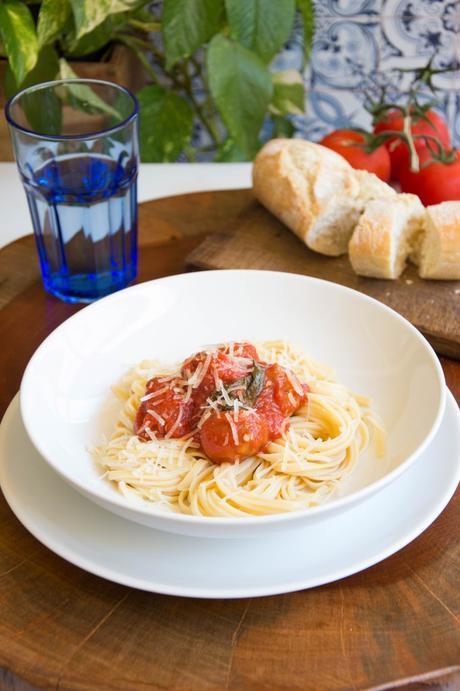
[[0, 44, 145, 161]]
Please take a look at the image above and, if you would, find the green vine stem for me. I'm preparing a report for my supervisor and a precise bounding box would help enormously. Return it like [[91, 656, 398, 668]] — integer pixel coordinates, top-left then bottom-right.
[[363, 58, 457, 172], [117, 35, 159, 85], [179, 60, 222, 147], [128, 18, 161, 32], [403, 113, 420, 172]]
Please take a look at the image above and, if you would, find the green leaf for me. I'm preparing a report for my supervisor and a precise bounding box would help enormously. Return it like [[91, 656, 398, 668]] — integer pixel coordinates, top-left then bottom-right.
[[270, 70, 304, 116], [215, 137, 251, 162], [59, 58, 122, 119], [0, 0, 39, 86], [4, 65, 17, 101], [69, 0, 143, 39], [207, 35, 272, 160], [64, 13, 125, 56], [225, 0, 296, 63], [131, 5, 160, 24], [272, 115, 294, 138], [162, 0, 224, 69], [5, 44, 60, 96], [37, 0, 72, 48], [138, 85, 194, 162], [246, 361, 266, 404], [296, 0, 315, 63], [5, 47, 61, 134]]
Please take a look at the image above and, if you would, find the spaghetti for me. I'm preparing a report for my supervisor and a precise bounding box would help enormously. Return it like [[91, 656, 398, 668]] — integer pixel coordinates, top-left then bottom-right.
[[94, 341, 385, 517]]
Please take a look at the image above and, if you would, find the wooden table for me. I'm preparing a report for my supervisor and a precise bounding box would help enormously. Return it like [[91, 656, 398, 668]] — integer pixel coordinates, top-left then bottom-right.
[[0, 190, 459, 691]]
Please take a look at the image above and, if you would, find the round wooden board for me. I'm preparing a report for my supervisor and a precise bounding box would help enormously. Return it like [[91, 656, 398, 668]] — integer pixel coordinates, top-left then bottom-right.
[[0, 190, 459, 691]]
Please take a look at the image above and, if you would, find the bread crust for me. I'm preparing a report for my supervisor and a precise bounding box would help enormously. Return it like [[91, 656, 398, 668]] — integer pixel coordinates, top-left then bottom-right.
[[252, 139, 395, 257], [252, 139, 460, 280], [348, 195, 424, 279], [252, 139, 319, 243], [418, 202, 460, 279]]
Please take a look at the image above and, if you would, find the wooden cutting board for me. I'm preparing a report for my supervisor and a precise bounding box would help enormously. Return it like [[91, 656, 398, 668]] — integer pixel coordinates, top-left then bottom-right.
[[188, 194, 460, 360]]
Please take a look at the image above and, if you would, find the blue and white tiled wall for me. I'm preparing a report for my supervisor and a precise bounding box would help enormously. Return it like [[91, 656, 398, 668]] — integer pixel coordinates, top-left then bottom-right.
[[179, 0, 460, 156], [288, 0, 460, 145]]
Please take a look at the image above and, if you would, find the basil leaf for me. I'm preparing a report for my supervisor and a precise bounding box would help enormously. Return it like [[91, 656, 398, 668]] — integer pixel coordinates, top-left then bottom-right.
[[225, 0, 296, 63], [207, 34, 272, 160], [0, 0, 38, 86], [246, 361, 266, 404], [162, 0, 224, 69], [138, 85, 193, 162]]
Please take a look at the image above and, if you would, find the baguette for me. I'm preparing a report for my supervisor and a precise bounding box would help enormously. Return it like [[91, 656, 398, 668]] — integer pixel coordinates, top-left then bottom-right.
[[252, 139, 395, 256], [416, 201, 460, 279], [348, 194, 424, 279]]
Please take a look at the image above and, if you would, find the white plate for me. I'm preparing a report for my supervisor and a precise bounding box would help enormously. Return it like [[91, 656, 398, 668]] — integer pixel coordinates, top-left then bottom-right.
[[19, 270, 445, 537], [0, 391, 458, 598]]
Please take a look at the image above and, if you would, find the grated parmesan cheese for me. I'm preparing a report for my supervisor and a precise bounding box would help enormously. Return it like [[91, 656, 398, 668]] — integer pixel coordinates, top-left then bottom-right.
[[147, 409, 165, 426], [165, 408, 184, 439], [145, 427, 157, 441], [286, 368, 304, 397], [140, 385, 170, 402], [187, 360, 203, 388], [288, 392, 297, 407], [193, 352, 212, 388], [220, 382, 233, 407], [183, 384, 193, 403], [225, 411, 239, 446], [197, 409, 213, 429]]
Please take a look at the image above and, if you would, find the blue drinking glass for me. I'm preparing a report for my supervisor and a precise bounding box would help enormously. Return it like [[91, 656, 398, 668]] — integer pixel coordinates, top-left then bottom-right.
[[5, 79, 139, 303]]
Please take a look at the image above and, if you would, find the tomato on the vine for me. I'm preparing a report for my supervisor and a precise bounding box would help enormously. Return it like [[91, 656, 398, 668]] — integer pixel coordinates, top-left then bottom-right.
[[399, 149, 460, 206], [319, 129, 391, 182], [373, 108, 450, 180]]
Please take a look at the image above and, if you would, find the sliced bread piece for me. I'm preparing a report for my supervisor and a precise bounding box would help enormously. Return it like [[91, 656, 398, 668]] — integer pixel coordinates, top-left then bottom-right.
[[348, 194, 425, 279], [252, 139, 397, 257], [352, 169, 396, 205], [416, 201, 460, 279], [306, 169, 396, 256]]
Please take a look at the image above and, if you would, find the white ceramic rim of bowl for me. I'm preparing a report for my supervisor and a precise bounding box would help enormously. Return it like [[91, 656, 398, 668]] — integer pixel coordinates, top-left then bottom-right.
[[2, 391, 459, 598], [20, 270, 446, 527]]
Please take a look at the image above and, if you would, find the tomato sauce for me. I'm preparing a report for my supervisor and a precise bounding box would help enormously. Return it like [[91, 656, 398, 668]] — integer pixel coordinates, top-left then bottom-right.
[[135, 343, 308, 464]]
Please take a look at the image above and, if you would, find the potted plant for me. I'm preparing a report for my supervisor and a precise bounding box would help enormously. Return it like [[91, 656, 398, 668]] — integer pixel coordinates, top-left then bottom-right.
[[0, 0, 314, 162]]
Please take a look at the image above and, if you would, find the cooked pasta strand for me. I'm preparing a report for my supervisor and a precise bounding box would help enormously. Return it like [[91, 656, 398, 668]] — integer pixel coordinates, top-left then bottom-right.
[[93, 342, 385, 517]]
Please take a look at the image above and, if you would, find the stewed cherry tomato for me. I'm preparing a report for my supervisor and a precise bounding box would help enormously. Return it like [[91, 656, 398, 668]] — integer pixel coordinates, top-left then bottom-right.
[[265, 364, 307, 416], [200, 409, 269, 464], [182, 342, 257, 386], [255, 364, 307, 437], [135, 377, 193, 441], [182, 343, 258, 423], [135, 344, 310, 464]]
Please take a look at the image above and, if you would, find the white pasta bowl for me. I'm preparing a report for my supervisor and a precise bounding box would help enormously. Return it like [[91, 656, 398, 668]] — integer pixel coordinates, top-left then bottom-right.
[[20, 270, 445, 538]]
